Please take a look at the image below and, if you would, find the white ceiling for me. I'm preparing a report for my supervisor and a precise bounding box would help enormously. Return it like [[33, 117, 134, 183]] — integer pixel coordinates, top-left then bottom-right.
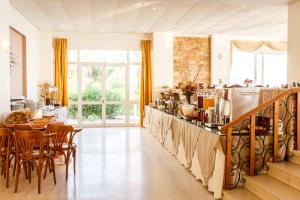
[[10, 0, 296, 38]]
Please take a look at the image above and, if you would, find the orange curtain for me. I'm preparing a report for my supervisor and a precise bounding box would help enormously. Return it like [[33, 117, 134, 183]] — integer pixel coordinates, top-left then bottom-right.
[[53, 38, 68, 106], [140, 40, 153, 127]]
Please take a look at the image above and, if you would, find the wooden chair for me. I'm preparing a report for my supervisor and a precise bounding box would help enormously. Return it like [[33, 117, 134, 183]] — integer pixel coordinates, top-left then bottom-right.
[[14, 130, 56, 193], [0, 128, 13, 188], [12, 124, 33, 177], [46, 124, 80, 180]]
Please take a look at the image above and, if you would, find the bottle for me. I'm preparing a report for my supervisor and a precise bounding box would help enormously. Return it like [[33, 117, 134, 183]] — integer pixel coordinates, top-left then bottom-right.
[[223, 89, 231, 124], [215, 95, 222, 124], [198, 95, 204, 109]]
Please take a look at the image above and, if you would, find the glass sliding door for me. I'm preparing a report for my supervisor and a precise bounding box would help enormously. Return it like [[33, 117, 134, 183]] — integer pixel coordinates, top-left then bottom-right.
[[81, 65, 103, 124], [67, 49, 141, 127], [105, 66, 126, 124]]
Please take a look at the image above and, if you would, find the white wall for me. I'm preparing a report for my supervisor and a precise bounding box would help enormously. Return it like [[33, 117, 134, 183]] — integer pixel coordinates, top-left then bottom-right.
[[53, 32, 149, 50], [211, 35, 231, 84], [0, 0, 11, 117], [39, 31, 53, 83], [9, 6, 40, 101], [152, 32, 173, 89], [288, 1, 300, 83]]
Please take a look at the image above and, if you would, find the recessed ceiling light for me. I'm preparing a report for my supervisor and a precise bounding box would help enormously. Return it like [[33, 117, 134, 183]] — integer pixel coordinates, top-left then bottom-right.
[[152, 7, 157, 11], [140, 26, 144, 30]]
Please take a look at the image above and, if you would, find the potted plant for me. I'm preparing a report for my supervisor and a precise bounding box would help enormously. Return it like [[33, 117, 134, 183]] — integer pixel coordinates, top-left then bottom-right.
[[244, 78, 253, 87], [176, 81, 197, 104]]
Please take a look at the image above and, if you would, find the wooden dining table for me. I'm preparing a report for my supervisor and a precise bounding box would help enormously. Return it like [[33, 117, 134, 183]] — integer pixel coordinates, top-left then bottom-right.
[[4, 121, 64, 130]]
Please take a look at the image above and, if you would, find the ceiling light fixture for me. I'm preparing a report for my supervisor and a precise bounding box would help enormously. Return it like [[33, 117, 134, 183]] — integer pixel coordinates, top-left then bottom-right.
[[152, 7, 157, 11]]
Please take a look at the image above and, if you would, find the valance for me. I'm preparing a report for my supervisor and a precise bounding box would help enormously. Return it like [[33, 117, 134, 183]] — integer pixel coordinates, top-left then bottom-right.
[[231, 40, 287, 52]]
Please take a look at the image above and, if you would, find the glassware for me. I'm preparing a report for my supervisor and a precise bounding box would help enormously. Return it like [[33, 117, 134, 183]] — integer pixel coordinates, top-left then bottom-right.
[[203, 97, 215, 110], [220, 89, 231, 124], [49, 86, 58, 104]]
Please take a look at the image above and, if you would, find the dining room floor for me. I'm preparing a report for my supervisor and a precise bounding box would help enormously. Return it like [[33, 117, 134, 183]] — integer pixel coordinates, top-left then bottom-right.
[[0, 127, 214, 200]]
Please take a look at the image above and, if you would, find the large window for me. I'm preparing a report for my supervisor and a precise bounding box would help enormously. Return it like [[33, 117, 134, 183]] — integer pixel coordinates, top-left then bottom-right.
[[67, 50, 141, 126], [230, 51, 287, 86]]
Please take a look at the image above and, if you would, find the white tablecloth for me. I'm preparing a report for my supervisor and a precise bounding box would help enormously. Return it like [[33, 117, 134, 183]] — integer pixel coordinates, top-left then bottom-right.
[[144, 106, 225, 199]]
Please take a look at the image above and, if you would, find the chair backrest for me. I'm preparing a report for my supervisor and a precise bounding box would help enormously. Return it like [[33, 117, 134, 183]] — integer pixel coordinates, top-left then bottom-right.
[[0, 128, 13, 156], [48, 122, 65, 126], [14, 124, 33, 131], [15, 130, 44, 160], [47, 124, 74, 149]]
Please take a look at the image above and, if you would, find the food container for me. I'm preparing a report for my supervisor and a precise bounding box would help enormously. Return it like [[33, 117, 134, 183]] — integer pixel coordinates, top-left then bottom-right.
[[182, 104, 195, 116], [11, 103, 24, 111], [206, 107, 216, 123]]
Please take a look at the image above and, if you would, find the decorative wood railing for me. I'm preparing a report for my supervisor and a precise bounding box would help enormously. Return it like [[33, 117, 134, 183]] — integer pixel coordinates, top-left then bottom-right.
[[220, 88, 300, 189]]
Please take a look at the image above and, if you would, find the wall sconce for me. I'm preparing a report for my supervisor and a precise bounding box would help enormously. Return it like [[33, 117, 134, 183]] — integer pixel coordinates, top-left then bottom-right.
[[0, 36, 9, 54]]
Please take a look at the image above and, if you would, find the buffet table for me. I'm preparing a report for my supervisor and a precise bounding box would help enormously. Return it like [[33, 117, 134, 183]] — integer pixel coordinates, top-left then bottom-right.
[[143, 106, 225, 199]]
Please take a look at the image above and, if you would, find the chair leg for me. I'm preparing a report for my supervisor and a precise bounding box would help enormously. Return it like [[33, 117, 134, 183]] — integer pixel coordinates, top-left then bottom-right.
[[6, 159, 10, 188], [51, 158, 56, 185], [13, 157, 17, 177], [29, 162, 32, 184], [14, 162, 20, 193], [73, 149, 76, 174], [48, 159, 52, 173], [43, 159, 48, 179], [38, 167, 41, 194], [1, 160, 6, 178], [65, 155, 69, 181], [1, 160, 4, 176], [23, 162, 28, 179]]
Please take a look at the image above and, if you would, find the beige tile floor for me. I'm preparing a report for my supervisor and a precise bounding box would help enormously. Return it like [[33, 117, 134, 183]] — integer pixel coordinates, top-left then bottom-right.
[[0, 128, 214, 200]]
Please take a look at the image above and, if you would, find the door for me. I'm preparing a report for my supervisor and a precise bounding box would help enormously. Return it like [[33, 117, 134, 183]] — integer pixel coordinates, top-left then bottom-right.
[[67, 50, 141, 127]]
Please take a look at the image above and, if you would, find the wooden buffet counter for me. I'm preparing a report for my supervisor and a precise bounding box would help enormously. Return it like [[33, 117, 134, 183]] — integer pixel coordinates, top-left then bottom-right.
[[143, 106, 225, 199]]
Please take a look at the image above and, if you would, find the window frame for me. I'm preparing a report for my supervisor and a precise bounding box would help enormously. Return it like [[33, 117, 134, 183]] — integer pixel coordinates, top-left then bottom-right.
[[230, 51, 287, 86]]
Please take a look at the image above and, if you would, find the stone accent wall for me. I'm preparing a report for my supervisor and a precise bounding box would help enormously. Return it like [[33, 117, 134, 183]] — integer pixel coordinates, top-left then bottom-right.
[[173, 37, 211, 86]]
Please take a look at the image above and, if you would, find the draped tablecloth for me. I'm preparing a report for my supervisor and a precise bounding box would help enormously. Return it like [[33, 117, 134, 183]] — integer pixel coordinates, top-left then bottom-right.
[[144, 106, 225, 199]]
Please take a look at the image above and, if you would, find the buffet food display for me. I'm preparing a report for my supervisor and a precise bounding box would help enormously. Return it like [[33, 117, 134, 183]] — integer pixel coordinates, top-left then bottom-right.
[[5, 85, 67, 127], [152, 87, 231, 129], [151, 83, 289, 134]]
